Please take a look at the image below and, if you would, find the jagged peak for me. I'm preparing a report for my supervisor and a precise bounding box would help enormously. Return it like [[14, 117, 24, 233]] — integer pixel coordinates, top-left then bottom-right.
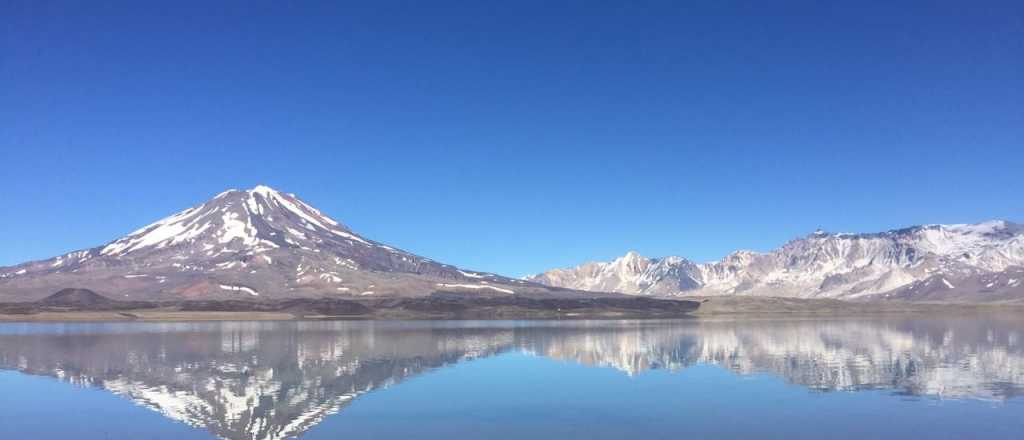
[[899, 219, 1012, 233], [717, 249, 760, 266], [940, 220, 1013, 235], [658, 255, 693, 265], [619, 250, 644, 260]]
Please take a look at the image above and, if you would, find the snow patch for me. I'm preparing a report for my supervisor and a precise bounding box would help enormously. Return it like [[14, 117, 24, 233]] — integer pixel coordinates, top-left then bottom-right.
[[219, 284, 259, 296], [436, 283, 514, 294], [218, 211, 259, 246], [458, 270, 486, 279], [319, 273, 343, 283]]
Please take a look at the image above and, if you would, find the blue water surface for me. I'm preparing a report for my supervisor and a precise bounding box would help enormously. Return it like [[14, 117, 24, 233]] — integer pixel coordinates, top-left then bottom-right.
[[0, 318, 1021, 439]]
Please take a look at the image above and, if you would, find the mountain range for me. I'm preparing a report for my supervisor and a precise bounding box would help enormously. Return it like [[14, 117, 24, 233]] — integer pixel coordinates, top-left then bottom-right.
[[2, 185, 1021, 303], [528, 221, 1024, 302], [0, 185, 559, 301]]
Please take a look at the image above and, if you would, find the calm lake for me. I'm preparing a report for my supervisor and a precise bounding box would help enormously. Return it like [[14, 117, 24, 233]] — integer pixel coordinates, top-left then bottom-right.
[[1, 317, 1022, 439]]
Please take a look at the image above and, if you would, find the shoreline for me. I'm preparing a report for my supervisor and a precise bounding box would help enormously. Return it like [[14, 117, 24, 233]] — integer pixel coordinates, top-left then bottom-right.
[[687, 295, 1024, 316], [0, 294, 702, 322], [2, 296, 1022, 322]]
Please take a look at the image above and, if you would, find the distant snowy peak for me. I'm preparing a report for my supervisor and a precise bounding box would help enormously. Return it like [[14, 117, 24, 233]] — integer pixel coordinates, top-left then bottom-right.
[[528, 250, 701, 296], [529, 220, 1024, 301]]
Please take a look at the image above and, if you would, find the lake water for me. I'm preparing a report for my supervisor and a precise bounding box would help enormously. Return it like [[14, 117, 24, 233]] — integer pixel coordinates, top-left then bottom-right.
[[0, 317, 1022, 439]]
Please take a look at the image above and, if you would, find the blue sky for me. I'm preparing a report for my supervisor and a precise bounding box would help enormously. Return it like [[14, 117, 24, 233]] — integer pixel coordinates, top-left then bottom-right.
[[2, 1, 1022, 276]]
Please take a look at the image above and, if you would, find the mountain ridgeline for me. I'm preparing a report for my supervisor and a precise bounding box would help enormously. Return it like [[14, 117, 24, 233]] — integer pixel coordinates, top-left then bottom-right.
[[529, 221, 1024, 302]]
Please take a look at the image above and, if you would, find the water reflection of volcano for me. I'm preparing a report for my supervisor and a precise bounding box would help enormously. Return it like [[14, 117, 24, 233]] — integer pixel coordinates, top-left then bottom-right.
[[0, 318, 1021, 439], [0, 322, 517, 440]]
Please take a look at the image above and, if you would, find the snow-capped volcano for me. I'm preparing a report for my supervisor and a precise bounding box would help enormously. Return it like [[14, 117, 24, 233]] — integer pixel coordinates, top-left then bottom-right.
[[0, 185, 546, 301], [95, 185, 445, 274], [528, 221, 1024, 302]]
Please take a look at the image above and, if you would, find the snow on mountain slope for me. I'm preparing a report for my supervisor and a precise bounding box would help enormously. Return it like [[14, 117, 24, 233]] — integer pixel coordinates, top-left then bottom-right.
[[528, 221, 1024, 301], [0, 185, 548, 301]]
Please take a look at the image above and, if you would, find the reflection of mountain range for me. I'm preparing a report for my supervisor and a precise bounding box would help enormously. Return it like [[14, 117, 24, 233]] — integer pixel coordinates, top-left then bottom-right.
[[1, 318, 1022, 439], [529, 320, 1024, 400]]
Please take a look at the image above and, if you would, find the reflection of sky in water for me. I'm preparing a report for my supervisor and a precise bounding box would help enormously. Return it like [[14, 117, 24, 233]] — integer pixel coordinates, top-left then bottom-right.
[[1, 317, 1023, 440]]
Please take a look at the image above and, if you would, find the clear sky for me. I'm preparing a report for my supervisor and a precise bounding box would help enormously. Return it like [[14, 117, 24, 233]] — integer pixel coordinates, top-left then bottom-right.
[[2, 1, 1022, 276]]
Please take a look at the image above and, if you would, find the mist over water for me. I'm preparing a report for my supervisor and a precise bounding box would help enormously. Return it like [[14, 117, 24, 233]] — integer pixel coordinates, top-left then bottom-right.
[[1, 317, 1022, 439]]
